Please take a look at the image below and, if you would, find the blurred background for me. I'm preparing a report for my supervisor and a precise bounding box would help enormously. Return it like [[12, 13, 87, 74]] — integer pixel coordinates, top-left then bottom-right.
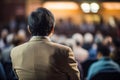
[[0, 0, 120, 80], [0, 0, 120, 38]]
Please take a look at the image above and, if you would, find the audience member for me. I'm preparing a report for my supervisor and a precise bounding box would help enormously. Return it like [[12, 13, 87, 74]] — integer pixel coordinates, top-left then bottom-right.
[[88, 43, 97, 60], [0, 29, 8, 50], [87, 44, 120, 80], [72, 33, 89, 63], [0, 62, 7, 80], [10, 8, 80, 80], [0, 6, 119, 80], [1, 34, 18, 80]]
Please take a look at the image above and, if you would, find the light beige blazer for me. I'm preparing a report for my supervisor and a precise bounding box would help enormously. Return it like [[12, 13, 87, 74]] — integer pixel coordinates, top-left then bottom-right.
[[11, 36, 80, 80]]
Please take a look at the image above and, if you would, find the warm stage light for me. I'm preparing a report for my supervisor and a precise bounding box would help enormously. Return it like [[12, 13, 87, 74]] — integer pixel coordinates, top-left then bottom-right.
[[90, 3, 100, 13], [43, 1, 79, 10], [81, 2, 100, 13], [102, 2, 120, 10], [81, 3, 90, 13]]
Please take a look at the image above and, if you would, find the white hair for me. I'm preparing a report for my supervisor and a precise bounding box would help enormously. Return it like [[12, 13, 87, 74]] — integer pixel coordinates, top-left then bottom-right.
[[72, 33, 84, 44], [84, 33, 93, 43]]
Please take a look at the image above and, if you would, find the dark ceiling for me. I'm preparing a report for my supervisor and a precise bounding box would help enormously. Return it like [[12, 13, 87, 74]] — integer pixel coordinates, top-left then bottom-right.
[[43, 0, 120, 2]]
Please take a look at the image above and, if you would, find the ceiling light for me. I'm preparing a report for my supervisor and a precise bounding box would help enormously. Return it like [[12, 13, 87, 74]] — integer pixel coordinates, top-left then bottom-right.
[[81, 3, 90, 13], [43, 1, 79, 10]]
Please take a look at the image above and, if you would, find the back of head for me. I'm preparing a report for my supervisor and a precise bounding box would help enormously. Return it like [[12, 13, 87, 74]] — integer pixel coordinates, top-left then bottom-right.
[[84, 33, 93, 43], [97, 44, 110, 57], [28, 7, 55, 36], [72, 33, 83, 46]]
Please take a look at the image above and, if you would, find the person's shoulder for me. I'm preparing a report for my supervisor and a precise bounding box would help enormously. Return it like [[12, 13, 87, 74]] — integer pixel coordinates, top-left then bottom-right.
[[89, 60, 100, 70], [52, 42, 68, 48], [11, 42, 29, 53], [51, 42, 71, 51], [49, 42, 74, 59], [109, 60, 120, 69]]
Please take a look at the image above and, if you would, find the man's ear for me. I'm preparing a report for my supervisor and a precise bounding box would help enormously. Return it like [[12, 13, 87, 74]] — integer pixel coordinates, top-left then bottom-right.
[[49, 27, 54, 37], [51, 27, 54, 34], [27, 26, 31, 34], [97, 52, 103, 59]]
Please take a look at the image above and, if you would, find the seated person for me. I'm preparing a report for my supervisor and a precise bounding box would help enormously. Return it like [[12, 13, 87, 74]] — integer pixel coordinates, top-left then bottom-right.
[[87, 44, 120, 80], [0, 62, 6, 80]]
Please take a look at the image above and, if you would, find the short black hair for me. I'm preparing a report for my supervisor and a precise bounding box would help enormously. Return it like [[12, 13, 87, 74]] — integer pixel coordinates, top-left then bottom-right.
[[28, 7, 55, 36], [97, 45, 110, 56]]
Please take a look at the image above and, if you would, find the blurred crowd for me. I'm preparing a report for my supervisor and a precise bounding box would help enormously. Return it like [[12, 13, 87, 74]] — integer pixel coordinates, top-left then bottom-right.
[[0, 13, 120, 80]]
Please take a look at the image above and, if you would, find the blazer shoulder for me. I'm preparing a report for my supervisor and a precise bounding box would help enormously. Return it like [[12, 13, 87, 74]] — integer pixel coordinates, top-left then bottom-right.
[[11, 42, 29, 53], [51, 42, 72, 52]]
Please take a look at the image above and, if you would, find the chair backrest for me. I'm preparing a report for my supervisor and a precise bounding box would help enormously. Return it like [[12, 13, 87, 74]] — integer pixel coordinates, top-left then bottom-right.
[[81, 59, 97, 78], [90, 71, 120, 80]]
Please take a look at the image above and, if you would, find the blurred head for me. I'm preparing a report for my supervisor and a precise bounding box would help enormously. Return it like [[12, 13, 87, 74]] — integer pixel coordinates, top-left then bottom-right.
[[103, 36, 112, 46], [28, 7, 55, 36], [72, 33, 83, 46], [1, 29, 8, 38], [84, 33, 93, 43], [97, 45, 110, 59], [17, 29, 26, 42], [94, 31, 103, 44], [12, 34, 24, 46], [6, 34, 14, 44]]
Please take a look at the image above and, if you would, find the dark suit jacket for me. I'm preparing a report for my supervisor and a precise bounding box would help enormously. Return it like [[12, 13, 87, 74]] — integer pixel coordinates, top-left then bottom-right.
[[11, 36, 80, 80]]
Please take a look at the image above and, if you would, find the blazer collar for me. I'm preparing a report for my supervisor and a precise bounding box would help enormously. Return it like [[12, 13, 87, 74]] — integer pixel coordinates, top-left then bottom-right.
[[29, 36, 51, 42]]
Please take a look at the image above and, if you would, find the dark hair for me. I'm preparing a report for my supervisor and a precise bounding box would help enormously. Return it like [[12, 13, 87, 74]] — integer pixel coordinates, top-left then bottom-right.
[[28, 7, 55, 36], [113, 38, 120, 48], [76, 41, 81, 46], [97, 45, 110, 56]]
